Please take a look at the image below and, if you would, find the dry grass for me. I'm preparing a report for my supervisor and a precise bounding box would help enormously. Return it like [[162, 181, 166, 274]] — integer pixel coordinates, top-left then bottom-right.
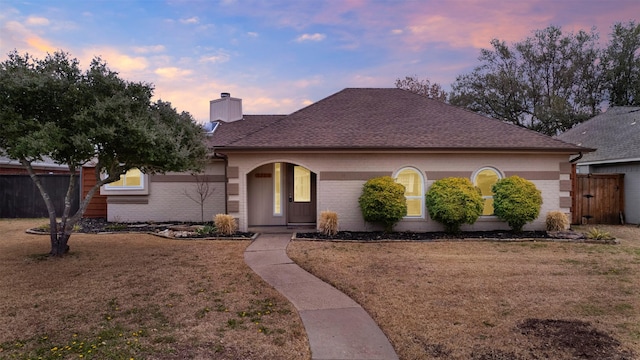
[[318, 211, 339, 237], [289, 225, 640, 360], [0, 219, 309, 360], [213, 214, 238, 235], [545, 210, 570, 231]]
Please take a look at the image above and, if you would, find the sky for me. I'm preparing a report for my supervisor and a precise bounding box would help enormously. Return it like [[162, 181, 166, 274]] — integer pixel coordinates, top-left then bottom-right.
[[1, 0, 638, 123]]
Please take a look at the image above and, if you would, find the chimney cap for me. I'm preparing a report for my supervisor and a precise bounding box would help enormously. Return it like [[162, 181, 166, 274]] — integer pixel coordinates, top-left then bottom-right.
[[221, 92, 230, 98]]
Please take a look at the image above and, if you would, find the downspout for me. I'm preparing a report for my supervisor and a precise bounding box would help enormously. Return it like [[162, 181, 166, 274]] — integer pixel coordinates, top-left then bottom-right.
[[213, 152, 228, 214], [569, 152, 583, 163]]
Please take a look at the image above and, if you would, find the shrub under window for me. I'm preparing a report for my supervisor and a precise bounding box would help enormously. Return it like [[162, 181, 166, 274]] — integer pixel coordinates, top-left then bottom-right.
[[425, 177, 484, 233], [492, 176, 542, 232], [358, 176, 407, 232]]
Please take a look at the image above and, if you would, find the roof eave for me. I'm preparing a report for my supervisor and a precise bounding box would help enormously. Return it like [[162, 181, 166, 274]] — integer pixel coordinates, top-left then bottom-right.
[[210, 145, 592, 154], [578, 156, 640, 166]]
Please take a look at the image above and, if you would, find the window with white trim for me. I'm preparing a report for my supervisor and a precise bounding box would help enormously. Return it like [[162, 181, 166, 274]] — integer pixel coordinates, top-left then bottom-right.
[[105, 168, 144, 190], [472, 167, 502, 216], [273, 163, 282, 216], [394, 167, 424, 217], [293, 166, 311, 202]]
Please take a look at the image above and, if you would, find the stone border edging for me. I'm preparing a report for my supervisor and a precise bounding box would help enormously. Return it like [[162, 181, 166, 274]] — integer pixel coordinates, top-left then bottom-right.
[[25, 228, 258, 241], [292, 233, 619, 244]]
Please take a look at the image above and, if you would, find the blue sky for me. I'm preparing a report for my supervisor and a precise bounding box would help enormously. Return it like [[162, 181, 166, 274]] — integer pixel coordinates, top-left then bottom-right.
[[1, 0, 638, 122]]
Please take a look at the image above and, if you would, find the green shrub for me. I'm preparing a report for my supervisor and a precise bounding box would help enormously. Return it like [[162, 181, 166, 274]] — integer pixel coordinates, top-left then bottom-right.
[[196, 225, 216, 236], [492, 176, 542, 232], [358, 176, 407, 232], [585, 227, 614, 240], [425, 177, 484, 233]]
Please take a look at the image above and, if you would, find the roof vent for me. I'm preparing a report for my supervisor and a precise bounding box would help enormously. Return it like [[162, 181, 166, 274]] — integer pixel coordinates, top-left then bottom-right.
[[210, 92, 243, 122]]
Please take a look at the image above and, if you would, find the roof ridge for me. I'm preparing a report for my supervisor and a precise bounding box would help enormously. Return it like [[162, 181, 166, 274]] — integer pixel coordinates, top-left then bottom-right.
[[223, 115, 287, 146]]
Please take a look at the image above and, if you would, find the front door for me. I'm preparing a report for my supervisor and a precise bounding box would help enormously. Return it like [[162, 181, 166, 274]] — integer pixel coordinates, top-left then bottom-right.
[[286, 164, 316, 224]]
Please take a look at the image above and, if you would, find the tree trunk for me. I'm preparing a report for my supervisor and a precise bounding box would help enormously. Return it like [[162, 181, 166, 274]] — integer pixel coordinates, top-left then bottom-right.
[[20, 159, 65, 256], [50, 232, 71, 256]]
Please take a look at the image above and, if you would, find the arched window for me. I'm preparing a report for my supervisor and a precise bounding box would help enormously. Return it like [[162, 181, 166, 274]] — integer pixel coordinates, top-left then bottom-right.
[[395, 167, 424, 218], [473, 167, 502, 216]]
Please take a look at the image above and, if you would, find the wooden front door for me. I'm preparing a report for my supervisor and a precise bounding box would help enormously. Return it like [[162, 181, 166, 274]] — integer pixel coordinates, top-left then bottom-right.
[[572, 173, 624, 224], [286, 164, 316, 224]]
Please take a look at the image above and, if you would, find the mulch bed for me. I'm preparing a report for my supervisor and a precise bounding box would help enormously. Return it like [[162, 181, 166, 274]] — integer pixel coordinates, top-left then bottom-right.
[[296, 230, 551, 241], [294, 229, 607, 242], [30, 219, 615, 243], [30, 218, 255, 239]]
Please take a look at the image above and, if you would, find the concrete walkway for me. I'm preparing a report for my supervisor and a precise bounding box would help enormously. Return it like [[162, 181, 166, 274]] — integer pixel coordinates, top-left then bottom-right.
[[244, 233, 399, 360]]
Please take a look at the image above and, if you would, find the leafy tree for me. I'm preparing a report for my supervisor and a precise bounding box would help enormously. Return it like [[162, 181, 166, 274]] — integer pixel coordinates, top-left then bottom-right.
[[0, 50, 207, 256], [603, 21, 640, 106], [425, 177, 484, 233], [358, 176, 407, 232], [395, 75, 447, 101], [450, 26, 604, 135]]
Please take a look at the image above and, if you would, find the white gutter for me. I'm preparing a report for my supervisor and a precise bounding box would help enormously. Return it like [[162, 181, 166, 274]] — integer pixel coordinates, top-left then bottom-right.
[[578, 157, 640, 166]]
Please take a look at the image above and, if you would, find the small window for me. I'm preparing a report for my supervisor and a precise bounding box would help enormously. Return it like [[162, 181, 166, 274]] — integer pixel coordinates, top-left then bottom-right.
[[106, 168, 144, 189], [395, 167, 424, 217], [274, 163, 282, 215], [473, 167, 502, 216], [293, 166, 311, 202]]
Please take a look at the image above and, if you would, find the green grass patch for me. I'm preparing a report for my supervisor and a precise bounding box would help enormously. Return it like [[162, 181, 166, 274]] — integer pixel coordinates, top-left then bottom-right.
[[576, 303, 606, 316], [1, 325, 150, 360], [561, 258, 583, 265]]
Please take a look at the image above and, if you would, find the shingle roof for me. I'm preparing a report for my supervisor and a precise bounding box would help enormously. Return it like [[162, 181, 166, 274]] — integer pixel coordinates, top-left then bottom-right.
[[208, 115, 285, 147], [0, 154, 69, 169], [209, 88, 587, 152], [556, 107, 640, 163]]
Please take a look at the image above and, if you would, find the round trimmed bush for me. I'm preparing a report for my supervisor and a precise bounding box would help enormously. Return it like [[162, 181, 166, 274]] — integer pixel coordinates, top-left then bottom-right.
[[492, 176, 542, 232], [425, 177, 484, 233], [358, 176, 407, 232]]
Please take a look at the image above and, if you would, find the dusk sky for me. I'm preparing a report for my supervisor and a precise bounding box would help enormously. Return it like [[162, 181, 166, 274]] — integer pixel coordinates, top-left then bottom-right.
[[1, 0, 638, 122]]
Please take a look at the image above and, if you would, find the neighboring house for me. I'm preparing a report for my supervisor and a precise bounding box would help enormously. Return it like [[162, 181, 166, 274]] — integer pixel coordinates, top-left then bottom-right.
[[0, 155, 80, 218], [0, 155, 71, 174], [106, 88, 588, 231], [1, 155, 108, 218], [556, 107, 640, 224]]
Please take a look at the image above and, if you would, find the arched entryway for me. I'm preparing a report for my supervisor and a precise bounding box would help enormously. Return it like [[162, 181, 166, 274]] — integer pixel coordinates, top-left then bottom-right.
[[247, 162, 316, 227]]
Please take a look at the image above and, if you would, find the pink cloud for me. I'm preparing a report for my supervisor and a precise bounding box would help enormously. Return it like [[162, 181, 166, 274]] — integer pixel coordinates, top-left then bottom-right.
[[0, 20, 59, 57], [400, 0, 636, 51], [295, 33, 326, 42], [25, 16, 50, 26]]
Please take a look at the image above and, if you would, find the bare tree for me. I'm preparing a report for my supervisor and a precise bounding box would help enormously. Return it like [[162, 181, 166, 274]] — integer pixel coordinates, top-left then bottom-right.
[[183, 174, 215, 223], [449, 26, 605, 136], [395, 75, 448, 101], [604, 21, 640, 106]]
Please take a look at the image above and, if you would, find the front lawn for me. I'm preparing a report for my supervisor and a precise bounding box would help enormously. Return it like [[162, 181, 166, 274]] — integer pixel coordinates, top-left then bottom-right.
[[0, 219, 309, 360], [289, 225, 640, 360]]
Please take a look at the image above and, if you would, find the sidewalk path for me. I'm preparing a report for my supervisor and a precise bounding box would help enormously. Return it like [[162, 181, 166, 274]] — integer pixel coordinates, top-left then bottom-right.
[[244, 233, 399, 360]]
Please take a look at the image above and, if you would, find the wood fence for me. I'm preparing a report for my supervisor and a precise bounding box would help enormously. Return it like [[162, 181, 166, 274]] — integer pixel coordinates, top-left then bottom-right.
[[572, 173, 625, 224], [0, 175, 79, 218]]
